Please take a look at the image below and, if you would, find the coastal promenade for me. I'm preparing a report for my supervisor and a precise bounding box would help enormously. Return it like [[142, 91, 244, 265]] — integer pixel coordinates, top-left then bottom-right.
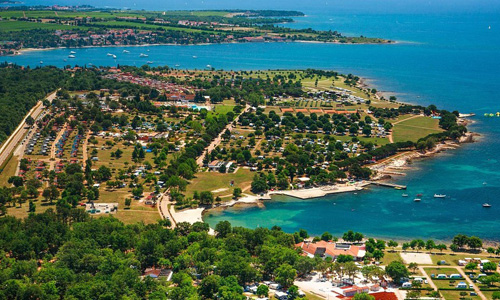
[[268, 182, 369, 199]]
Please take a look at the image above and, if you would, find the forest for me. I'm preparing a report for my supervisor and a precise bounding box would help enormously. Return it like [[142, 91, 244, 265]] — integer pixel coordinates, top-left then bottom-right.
[[0, 65, 68, 144]]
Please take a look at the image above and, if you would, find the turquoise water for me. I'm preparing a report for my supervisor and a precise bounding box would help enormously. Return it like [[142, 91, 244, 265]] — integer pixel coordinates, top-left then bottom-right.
[[5, 7, 500, 240]]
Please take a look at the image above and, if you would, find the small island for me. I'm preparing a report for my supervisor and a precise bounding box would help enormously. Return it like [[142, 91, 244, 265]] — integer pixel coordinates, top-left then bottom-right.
[[0, 6, 393, 55]]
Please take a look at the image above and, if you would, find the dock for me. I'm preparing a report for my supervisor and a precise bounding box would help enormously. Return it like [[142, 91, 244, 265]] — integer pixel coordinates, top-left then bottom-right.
[[368, 181, 407, 190]]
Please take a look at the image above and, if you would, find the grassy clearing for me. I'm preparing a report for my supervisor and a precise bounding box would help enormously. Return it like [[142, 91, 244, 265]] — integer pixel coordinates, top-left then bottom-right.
[[186, 168, 254, 199], [92, 21, 205, 33], [430, 253, 500, 266], [439, 290, 480, 300], [380, 251, 403, 265], [0, 20, 78, 32], [0, 154, 17, 184], [392, 116, 442, 143], [423, 267, 459, 277]]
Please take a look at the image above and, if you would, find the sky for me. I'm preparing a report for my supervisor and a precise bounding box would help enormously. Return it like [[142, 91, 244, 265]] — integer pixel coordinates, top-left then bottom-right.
[[17, 0, 500, 14]]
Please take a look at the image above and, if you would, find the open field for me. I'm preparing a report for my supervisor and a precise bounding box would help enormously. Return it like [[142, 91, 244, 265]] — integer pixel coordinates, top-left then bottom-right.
[[0, 154, 17, 184], [392, 116, 442, 142], [439, 290, 480, 300], [0, 20, 79, 31], [185, 168, 254, 199], [92, 21, 206, 33]]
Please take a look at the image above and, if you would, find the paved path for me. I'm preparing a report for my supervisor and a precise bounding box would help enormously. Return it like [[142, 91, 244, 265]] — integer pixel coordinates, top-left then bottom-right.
[[418, 266, 438, 291], [158, 192, 176, 227], [0, 90, 57, 168], [196, 104, 250, 166]]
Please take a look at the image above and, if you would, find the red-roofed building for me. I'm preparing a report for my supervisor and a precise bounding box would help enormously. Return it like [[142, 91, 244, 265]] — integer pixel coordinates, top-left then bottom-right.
[[295, 241, 366, 260]]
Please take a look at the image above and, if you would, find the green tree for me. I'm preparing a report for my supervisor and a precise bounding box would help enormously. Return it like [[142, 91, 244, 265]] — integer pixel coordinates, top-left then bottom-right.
[[256, 284, 268, 297], [275, 264, 296, 288], [385, 261, 410, 284], [353, 293, 375, 300]]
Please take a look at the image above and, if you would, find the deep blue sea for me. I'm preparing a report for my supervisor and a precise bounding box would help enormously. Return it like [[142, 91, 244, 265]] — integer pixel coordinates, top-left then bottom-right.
[[5, 0, 500, 241]]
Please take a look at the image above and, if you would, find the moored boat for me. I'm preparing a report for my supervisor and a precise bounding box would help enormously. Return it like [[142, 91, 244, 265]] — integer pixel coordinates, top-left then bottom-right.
[[402, 193, 408, 197], [414, 198, 421, 202], [68, 55, 75, 58], [483, 203, 492, 208], [434, 194, 446, 198]]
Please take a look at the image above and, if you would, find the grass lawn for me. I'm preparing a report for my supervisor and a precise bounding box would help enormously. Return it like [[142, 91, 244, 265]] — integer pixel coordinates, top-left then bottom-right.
[[424, 267, 460, 277], [0, 153, 17, 184], [6, 200, 55, 219], [439, 290, 480, 300], [392, 116, 442, 143], [93, 21, 206, 33], [380, 251, 403, 265], [430, 253, 500, 266], [186, 168, 254, 199], [0, 20, 78, 32]]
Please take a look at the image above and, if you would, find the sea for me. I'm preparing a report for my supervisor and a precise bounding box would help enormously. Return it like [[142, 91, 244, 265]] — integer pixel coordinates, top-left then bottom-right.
[[4, 0, 500, 241]]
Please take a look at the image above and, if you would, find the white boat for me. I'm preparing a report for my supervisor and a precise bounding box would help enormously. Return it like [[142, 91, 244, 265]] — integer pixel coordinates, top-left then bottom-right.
[[414, 198, 421, 202], [434, 194, 446, 198], [112, 55, 117, 59], [483, 203, 492, 208], [402, 193, 408, 197], [192, 55, 197, 59], [206, 64, 212, 68], [123, 50, 130, 53], [146, 61, 153, 64], [140, 53, 148, 57], [107, 53, 113, 56], [70, 51, 76, 54], [175, 64, 180, 67], [39, 61, 43, 64], [68, 55, 75, 58]]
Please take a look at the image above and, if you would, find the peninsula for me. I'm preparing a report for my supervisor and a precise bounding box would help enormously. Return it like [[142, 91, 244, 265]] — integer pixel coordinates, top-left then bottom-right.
[[0, 6, 393, 55]]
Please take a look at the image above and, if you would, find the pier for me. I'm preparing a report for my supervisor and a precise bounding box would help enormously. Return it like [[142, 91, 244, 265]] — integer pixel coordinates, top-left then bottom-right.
[[368, 181, 407, 190]]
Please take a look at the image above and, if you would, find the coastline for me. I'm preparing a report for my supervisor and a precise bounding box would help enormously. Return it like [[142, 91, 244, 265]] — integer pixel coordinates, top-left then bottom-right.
[[10, 39, 396, 57]]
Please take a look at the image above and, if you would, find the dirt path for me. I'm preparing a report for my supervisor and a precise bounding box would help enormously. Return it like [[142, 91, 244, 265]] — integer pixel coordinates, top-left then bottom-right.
[[196, 104, 250, 166], [158, 191, 176, 228], [82, 130, 91, 169]]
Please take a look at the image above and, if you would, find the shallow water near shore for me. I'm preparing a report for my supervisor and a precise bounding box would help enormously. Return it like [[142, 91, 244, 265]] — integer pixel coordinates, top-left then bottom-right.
[[5, 8, 500, 240]]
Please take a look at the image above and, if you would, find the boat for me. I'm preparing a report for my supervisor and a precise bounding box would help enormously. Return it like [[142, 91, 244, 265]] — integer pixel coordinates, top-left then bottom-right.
[[402, 193, 408, 197], [206, 64, 212, 69], [414, 198, 421, 202], [416, 193, 423, 197], [112, 55, 117, 59], [39, 61, 43, 64], [68, 55, 75, 58], [70, 51, 76, 54], [483, 203, 492, 208], [123, 50, 130, 53], [489, 25, 491, 30], [434, 194, 446, 198], [175, 64, 180, 67], [146, 61, 153, 64], [192, 55, 197, 59], [107, 53, 113, 56], [139, 53, 148, 57]]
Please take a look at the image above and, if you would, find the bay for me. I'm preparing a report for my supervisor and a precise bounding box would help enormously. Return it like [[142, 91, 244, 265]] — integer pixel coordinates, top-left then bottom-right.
[[4, 7, 500, 240]]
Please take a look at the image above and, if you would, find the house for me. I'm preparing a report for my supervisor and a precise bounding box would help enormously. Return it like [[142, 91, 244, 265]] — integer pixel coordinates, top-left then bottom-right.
[[342, 285, 370, 297], [295, 241, 366, 260], [143, 268, 173, 281]]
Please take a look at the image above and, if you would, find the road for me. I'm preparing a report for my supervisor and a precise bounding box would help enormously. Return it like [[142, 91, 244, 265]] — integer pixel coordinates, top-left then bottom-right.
[[196, 104, 250, 166], [0, 90, 58, 169]]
